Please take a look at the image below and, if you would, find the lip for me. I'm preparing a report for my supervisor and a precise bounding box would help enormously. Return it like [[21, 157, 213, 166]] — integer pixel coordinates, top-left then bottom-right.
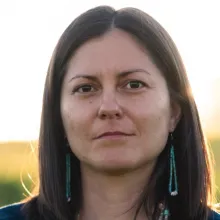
[[94, 131, 134, 139]]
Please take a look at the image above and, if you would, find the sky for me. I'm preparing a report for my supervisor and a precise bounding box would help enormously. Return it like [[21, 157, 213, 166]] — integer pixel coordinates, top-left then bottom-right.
[[0, 0, 219, 141]]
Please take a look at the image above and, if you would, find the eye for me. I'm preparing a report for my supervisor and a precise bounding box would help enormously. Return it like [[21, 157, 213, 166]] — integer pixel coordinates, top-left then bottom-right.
[[125, 80, 146, 89], [73, 84, 96, 93]]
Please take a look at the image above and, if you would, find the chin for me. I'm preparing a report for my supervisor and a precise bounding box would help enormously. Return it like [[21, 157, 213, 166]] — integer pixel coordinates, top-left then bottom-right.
[[92, 159, 142, 175], [96, 165, 134, 175]]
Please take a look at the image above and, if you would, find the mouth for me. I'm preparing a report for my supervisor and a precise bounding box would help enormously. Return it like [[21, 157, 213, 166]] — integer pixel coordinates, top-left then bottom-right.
[[94, 131, 135, 140]]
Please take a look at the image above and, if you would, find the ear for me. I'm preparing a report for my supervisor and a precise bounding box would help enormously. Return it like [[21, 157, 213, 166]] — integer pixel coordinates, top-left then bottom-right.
[[169, 101, 182, 132]]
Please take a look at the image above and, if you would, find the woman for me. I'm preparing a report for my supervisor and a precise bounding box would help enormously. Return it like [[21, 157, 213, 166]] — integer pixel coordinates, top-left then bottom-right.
[[0, 5, 219, 220]]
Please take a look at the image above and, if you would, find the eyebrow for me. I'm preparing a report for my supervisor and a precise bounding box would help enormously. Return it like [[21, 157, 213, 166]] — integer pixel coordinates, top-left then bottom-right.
[[68, 68, 150, 83]]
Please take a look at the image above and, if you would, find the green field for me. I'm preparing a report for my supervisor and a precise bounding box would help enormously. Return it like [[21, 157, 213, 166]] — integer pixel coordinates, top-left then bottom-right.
[[0, 141, 38, 206], [0, 139, 220, 207]]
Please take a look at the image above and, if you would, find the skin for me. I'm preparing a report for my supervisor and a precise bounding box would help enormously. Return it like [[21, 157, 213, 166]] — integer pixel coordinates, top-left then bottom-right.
[[61, 29, 181, 220]]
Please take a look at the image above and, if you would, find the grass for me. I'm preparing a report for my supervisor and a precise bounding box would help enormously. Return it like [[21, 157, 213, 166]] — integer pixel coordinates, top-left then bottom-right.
[[0, 141, 38, 179]]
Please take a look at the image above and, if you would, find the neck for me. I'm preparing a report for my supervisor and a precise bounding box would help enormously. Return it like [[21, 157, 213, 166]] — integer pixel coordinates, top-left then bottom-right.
[[79, 162, 156, 220]]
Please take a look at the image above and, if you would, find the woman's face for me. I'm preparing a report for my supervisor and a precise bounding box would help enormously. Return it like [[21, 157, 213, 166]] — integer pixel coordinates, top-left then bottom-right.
[[61, 29, 180, 173]]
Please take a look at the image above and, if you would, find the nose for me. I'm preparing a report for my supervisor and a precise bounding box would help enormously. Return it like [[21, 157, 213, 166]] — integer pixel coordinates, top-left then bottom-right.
[[98, 92, 123, 120]]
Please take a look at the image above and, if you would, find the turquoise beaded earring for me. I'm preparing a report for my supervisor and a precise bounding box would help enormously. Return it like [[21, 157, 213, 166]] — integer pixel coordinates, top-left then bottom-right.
[[169, 133, 178, 196], [158, 203, 170, 220], [66, 141, 71, 202], [159, 209, 170, 220]]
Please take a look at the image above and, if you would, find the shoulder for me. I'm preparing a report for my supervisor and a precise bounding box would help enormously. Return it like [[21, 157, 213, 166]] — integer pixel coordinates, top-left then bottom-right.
[[0, 203, 25, 220], [209, 210, 220, 220]]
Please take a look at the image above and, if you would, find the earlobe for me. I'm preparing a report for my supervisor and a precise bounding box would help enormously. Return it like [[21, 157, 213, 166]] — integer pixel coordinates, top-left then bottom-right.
[[169, 102, 182, 132]]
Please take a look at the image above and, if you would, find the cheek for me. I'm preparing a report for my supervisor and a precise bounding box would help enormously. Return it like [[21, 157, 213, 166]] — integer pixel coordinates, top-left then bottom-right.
[[61, 105, 90, 157], [61, 99, 95, 143], [61, 101, 83, 136], [131, 94, 171, 150], [128, 91, 171, 122], [142, 99, 171, 133]]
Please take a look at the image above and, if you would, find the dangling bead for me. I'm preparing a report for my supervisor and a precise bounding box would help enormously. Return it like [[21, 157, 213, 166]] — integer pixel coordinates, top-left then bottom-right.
[[168, 134, 178, 196], [163, 209, 170, 220], [158, 203, 170, 220], [66, 153, 71, 202]]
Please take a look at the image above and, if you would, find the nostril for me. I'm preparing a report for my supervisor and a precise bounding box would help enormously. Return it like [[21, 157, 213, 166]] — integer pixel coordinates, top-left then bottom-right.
[[100, 114, 107, 119], [99, 112, 121, 120], [115, 113, 121, 118], [98, 105, 124, 119]]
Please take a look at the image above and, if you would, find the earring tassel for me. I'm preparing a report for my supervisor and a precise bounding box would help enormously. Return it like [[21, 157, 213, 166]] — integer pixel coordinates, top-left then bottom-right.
[[66, 153, 71, 202]]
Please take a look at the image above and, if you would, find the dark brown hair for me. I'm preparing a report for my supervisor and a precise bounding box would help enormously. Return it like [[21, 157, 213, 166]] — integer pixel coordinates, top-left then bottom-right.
[[22, 5, 214, 220]]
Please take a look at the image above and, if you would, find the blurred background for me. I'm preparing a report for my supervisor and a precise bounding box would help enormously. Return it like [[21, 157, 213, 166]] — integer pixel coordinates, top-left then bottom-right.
[[0, 0, 219, 207]]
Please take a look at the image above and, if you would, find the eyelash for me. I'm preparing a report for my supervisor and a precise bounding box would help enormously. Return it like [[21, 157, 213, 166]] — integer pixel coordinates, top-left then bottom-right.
[[72, 84, 97, 94], [124, 80, 147, 89], [72, 80, 147, 94]]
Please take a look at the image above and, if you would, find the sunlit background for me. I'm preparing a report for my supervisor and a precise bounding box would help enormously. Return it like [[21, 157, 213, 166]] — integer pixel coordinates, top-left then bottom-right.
[[0, 0, 219, 206]]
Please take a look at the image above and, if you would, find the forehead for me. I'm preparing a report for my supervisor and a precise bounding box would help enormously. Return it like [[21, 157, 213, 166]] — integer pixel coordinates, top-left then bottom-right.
[[66, 29, 160, 77]]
